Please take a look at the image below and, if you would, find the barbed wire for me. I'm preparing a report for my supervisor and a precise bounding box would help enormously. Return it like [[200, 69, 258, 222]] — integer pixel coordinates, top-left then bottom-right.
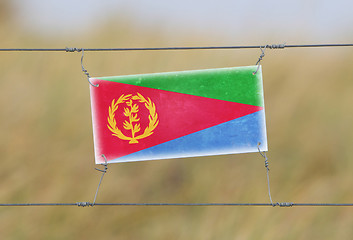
[[0, 43, 352, 52]]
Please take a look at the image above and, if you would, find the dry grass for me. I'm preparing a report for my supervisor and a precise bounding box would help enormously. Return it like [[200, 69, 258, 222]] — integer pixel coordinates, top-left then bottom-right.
[[1, 15, 353, 240]]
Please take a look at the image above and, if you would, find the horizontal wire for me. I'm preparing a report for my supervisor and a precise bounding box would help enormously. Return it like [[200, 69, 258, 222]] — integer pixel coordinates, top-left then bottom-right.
[[0, 43, 353, 52], [0, 203, 78, 206], [1, 202, 353, 207]]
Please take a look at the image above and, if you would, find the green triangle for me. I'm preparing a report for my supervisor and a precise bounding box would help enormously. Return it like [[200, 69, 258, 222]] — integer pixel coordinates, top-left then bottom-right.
[[97, 66, 264, 107]]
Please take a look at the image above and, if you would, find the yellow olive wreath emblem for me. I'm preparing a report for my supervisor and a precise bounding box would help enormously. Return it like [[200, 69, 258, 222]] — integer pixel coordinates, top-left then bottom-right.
[[107, 93, 159, 144]]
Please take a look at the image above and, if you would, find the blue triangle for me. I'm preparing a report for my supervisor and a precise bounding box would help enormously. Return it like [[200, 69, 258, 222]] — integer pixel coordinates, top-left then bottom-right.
[[112, 110, 267, 162]]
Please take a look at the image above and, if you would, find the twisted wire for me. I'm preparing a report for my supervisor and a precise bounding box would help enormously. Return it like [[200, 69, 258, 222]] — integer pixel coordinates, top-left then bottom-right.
[[1, 43, 353, 52], [0, 202, 353, 207], [92, 155, 109, 206], [80, 49, 98, 87], [258, 143, 273, 205]]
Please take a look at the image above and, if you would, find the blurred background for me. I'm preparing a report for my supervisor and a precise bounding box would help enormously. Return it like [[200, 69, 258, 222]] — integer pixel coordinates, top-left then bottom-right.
[[1, 0, 353, 239]]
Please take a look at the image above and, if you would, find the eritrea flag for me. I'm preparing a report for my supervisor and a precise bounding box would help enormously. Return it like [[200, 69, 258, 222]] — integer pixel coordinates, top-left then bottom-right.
[[90, 66, 267, 164]]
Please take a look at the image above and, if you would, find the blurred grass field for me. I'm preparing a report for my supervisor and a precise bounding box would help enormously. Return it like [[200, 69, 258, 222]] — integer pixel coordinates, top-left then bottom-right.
[[1, 5, 353, 240]]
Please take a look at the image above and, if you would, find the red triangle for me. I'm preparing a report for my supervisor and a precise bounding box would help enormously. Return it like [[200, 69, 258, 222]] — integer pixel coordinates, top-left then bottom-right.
[[90, 80, 263, 162]]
